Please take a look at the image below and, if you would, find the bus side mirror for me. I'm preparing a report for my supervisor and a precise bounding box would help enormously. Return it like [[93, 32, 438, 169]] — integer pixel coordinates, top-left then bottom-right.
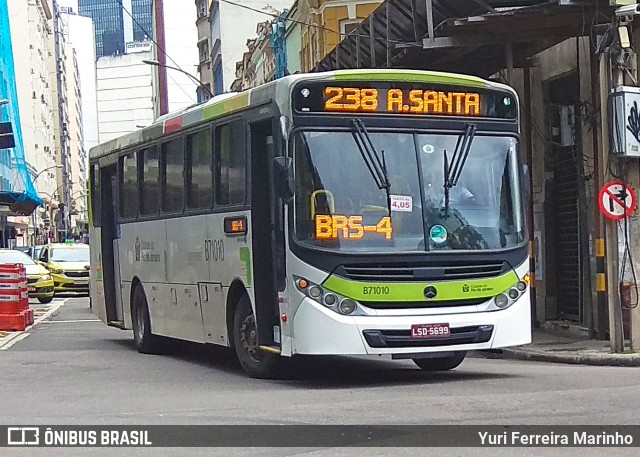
[[273, 157, 294, 202]]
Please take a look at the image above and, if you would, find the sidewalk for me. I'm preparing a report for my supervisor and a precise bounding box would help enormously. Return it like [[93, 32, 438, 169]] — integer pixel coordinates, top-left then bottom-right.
[[479, 330, 640, 367], [0, 301, 64, 350]]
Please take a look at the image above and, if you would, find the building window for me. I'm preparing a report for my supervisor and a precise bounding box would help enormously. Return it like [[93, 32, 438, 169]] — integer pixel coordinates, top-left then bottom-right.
[[340, 19, 360, 37], [161, 138, 184, 213], [186, 128, 213, 209], [197, 0, 207, 18], [213, 61, 224, 95], [198, 41, 209, 64], [215, 121, 245, 206]]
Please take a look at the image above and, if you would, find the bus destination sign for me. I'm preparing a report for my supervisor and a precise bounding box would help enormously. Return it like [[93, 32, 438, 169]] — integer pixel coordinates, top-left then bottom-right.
[[293, 82, 517, 119]]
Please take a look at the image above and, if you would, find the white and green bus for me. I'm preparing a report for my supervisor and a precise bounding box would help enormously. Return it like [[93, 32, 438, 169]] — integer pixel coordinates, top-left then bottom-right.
[[89, 70, 531, 378]]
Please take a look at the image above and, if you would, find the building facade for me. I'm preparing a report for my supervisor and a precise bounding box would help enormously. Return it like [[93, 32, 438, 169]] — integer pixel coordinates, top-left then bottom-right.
[[286, 0, 382, 73], [0, 0, 43, 247], [162, 0, 199, 112], [96, 44, 159, 143], [195, 0, 213, 102], [63, 44, 87, 234], [209, 0, 291, 94], [60, 3, 100, 154], [78, 0, 153, 58], [7, 0, 59, 215]]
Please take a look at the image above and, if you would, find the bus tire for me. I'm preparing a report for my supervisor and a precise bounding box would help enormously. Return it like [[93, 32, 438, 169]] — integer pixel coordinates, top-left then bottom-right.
[[233, 295, 281, 379], [412, 352, 466, 371], [38, 296, 53, 304], [132, 284, 162, 354]]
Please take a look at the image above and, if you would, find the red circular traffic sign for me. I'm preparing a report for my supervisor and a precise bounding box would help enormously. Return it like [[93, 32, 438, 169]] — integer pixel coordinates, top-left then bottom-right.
[[598, 181, 637, 221]]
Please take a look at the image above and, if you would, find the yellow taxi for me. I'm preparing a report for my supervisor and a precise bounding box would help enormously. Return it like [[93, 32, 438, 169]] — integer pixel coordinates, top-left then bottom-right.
[[38, 243, 90, 295], [0, 249, 55, 304]]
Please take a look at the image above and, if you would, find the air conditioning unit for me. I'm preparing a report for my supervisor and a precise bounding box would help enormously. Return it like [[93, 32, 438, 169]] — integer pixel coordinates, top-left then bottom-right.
[[610, 0, 636, 6]]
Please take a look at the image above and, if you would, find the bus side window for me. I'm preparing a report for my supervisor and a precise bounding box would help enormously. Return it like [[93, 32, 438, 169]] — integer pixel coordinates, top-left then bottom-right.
[[119, 151, 138, 219], [90, 163, 101, 226], [186, 128, 213, 210], [215, 120, 245, 206], [161, 137, 185, 213], [139, 146, 160, 216]]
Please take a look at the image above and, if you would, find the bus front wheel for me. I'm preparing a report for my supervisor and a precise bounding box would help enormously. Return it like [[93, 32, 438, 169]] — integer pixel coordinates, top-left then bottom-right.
[[412, 352, 466, 371], [233, 295, 281, 379], [132, 285, 162, 354]]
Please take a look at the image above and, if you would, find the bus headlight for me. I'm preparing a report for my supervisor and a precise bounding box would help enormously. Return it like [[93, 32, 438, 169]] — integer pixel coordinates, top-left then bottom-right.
[[308, 286, 322, 299], [323, 293, 337, 306], [339, 299, 356, 315], [293, 276, 362, 315], [490, 277, 528, 311], [494, 294, 509, 308]]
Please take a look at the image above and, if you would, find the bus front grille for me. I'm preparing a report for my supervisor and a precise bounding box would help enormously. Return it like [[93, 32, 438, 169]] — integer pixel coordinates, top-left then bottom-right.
[[336, 261, 507, 282], [360, 298, 487, 309]]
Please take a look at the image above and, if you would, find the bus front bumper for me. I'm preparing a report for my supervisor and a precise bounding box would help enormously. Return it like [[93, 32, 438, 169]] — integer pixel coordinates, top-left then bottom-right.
[[291, 290, 531, 356]]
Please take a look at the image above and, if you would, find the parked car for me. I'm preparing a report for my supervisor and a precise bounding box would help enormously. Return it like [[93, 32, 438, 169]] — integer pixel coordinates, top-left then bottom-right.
[[20, 245, 44, 261], [38, 243, 90, 295], [0, 249, 55, 304]]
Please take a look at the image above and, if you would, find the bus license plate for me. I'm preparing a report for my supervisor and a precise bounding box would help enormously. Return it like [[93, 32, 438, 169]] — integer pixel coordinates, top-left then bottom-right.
[[28, 286, 36, 292], [411, 323, 450, 339]]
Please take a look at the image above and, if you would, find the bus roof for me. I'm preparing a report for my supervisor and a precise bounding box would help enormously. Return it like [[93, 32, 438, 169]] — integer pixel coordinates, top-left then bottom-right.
[[89, 69, 516, 161]]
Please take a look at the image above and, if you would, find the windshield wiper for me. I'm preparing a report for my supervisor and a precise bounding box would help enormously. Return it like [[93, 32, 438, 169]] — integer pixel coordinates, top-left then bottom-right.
[[442, 123, 476, 217], [350, 119, 392, 215]]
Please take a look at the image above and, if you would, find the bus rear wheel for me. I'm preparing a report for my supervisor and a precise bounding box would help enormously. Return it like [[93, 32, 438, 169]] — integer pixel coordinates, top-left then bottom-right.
[[233, 295, 281, 379], [412, 352, 466, 371], [132, 285, 162, 354]]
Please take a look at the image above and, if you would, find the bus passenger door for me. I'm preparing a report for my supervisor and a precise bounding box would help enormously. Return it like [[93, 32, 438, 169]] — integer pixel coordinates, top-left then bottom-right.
[[100, 165, 124, 325], [250, 119, 283, 347]]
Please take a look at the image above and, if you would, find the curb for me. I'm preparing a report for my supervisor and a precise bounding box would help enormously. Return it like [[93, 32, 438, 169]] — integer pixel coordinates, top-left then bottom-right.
[[476, 347, 640, 367]]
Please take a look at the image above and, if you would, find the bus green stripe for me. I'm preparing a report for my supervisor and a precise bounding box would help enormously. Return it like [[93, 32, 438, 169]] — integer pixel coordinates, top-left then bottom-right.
[[202, 92, 250, 121], [322, 270, 519, 302], [333, 70, 489, 88]]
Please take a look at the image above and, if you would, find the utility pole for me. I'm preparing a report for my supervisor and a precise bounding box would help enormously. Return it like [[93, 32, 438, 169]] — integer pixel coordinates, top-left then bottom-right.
[[599, 11, 640, 352], [599, 33, 625, 353]]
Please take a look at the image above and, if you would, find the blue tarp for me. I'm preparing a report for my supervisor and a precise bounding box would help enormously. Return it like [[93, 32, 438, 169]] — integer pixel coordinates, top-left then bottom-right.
[[0, 0, 44, 215]]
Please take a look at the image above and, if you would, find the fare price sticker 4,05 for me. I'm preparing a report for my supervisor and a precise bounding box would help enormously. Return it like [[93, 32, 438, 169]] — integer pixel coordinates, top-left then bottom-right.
[[390, 195, 412, 212]]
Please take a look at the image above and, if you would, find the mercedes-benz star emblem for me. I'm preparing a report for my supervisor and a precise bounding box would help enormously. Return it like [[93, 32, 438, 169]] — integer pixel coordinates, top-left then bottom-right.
[[424, 286, 437, 299]]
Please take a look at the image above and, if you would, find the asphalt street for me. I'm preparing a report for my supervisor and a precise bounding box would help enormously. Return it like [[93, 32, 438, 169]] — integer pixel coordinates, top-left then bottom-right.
[[1, 297, 640, 456]]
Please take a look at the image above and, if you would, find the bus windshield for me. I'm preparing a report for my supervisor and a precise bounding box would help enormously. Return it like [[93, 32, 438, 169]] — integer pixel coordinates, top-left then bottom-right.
[[293, 130, 525, 253]]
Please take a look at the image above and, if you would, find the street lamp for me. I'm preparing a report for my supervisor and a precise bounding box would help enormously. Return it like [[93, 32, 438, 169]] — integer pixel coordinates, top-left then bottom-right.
[[142, 59, 214, 99], [33, 164, 63, 182], [30, 165, 63, 245]]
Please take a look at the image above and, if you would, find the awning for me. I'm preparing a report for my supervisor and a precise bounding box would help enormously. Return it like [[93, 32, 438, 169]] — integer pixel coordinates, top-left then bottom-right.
[[0, 190, 43, 216], [314, 0, 613, 77]]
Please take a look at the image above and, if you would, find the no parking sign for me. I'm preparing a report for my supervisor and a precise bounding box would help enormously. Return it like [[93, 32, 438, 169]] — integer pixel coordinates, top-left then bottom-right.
[[598, 181, 637, 221]]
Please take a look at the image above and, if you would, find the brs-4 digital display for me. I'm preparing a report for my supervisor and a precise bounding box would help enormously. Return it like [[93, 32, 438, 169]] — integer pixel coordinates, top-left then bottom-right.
[[293, 81, 517, 119]]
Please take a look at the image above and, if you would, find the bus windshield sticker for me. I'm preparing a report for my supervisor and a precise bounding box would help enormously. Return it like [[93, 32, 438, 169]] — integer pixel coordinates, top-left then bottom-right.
[[390, 195, 412, 212], [422, 144, 435, 154], [315, 215, 392, 241], [429, 225, 448, 244]]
